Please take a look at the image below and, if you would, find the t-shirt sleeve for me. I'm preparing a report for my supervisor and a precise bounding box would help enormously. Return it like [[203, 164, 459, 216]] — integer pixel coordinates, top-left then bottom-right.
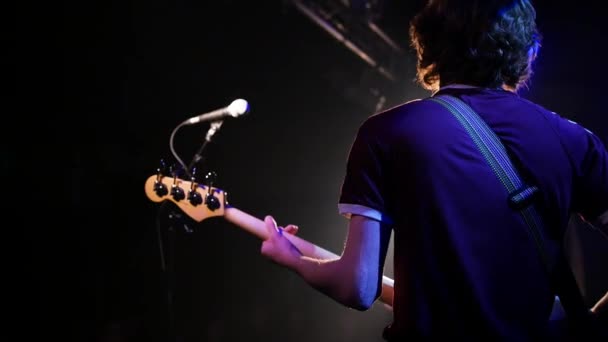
[[338, 120, 394, 225], [560, 117, 608, 221]]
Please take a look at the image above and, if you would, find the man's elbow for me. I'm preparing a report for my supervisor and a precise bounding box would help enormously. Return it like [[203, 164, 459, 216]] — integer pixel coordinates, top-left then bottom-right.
[[344, 280, 380, 311], [349, 292, 379, 311], [349, 296, 376, 311]]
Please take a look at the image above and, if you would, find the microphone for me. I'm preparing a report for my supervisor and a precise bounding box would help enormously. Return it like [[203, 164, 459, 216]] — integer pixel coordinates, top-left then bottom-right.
[[185, 99, 250, 125]]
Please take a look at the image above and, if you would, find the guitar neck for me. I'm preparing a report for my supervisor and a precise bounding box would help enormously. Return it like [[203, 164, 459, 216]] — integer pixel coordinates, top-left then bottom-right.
[[224, 206, 395, 307]]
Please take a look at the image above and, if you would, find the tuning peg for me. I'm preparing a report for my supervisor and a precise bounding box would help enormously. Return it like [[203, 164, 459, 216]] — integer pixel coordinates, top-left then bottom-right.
[[170, 183, 185, 201], [187, 190, 203, 206], [154, 181, 168, 197], [205, 193, 221, 211], [155, 158, 167, 182], [202, 171, 221, 211], [153, 159, 169, 197], [191, 167, 202, 183], [186, 167, 203, 206], [167, 163, 185, 201]]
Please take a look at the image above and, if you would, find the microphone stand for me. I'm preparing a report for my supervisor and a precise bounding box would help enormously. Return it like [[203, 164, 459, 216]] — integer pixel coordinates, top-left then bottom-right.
[[159, 120, 224, 341], [187, 120, 224, 173]]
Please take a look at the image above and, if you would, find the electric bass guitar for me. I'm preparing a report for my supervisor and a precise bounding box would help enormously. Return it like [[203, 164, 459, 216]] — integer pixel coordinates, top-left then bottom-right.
[[144, 171, 395, 308]]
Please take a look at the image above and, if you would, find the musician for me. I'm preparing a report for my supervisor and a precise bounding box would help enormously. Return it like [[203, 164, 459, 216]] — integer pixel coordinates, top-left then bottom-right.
[[260, 0, 608, 340]]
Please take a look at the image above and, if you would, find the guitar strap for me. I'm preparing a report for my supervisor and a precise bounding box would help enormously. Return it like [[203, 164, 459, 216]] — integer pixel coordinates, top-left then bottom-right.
[[429, 94, 604, 338]]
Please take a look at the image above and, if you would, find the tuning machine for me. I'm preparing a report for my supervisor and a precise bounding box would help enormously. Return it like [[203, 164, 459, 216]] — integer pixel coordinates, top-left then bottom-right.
[[186, 167, 203, 206], [153, 159, 169, 197], [169, 163, 185, 201], [203, 171, 221, 211]]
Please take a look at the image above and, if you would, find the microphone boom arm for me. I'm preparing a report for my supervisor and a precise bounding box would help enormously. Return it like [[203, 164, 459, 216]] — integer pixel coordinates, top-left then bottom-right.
[[187, 120, 224, 171]]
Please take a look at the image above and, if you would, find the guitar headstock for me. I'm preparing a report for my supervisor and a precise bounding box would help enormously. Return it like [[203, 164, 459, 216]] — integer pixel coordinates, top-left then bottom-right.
[[144, 166, 227, 222]]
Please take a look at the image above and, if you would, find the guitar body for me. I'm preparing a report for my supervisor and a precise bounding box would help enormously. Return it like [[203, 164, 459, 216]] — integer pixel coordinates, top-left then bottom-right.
[[544, 214, 608, 339], [564, 214, 608, 309]]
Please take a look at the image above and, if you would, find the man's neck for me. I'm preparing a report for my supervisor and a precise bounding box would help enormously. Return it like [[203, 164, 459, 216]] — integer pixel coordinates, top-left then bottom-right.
[[436, 83, 516, 94]]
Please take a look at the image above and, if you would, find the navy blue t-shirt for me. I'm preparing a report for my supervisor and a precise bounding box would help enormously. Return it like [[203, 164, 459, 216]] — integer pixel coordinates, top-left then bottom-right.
[[338, 87, 608, 340]]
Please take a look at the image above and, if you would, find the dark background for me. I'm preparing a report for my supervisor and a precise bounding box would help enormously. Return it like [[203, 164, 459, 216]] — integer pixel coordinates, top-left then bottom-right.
[[32, 0, 608, 341]]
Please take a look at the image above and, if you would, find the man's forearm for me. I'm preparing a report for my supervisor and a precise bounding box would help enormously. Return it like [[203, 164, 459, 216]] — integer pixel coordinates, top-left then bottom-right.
[[591, 291, 608, 314], [289, 256, 377, 310]]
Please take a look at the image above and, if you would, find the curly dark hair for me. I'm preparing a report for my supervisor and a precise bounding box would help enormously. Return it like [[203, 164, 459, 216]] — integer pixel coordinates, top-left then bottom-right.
[[409, 0, 542, 91]]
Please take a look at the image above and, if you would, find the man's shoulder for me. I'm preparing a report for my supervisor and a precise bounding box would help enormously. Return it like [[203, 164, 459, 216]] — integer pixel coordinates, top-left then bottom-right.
[[362, 98, 440, 128], [373, 97, 437, 117]]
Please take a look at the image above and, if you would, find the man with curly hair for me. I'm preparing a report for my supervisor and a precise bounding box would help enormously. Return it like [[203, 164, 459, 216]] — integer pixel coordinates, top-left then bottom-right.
[[260, 0, 607, 340]]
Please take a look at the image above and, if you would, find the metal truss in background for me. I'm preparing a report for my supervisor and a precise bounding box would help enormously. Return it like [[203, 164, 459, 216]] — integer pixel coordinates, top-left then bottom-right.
[[287, 0, 409, 83]]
